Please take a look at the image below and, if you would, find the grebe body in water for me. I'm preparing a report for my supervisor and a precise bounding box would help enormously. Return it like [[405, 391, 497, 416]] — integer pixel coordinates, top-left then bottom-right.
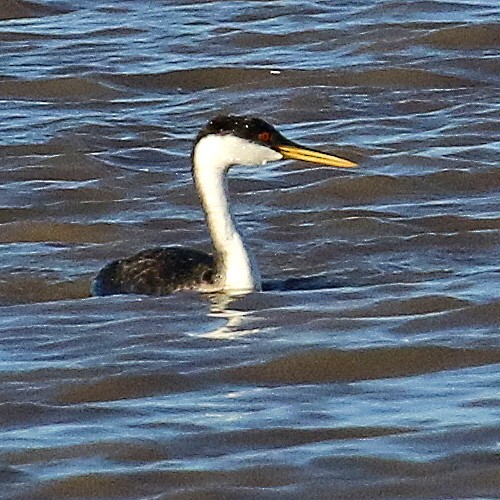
[[92, 115, 356, 296]]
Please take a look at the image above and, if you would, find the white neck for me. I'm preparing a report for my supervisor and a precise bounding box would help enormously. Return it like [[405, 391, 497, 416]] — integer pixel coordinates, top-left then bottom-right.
[[192, 134, 282, 293]]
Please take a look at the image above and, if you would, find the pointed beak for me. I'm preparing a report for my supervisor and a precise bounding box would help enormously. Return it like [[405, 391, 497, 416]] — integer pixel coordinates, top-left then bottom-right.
[[275, 141, 357, 168]]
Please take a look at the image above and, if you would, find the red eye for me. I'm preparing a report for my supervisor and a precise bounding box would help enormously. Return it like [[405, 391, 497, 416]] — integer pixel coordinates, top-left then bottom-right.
[[258, 131, 271, 142]]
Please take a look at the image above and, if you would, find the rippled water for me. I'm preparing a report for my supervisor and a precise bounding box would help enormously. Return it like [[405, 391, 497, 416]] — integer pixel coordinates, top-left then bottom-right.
[[1, 0, 499, 498]]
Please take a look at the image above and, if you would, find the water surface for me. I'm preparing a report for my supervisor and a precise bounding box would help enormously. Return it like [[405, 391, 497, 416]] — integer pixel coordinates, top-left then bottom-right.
[[0, 0, 499, 498]]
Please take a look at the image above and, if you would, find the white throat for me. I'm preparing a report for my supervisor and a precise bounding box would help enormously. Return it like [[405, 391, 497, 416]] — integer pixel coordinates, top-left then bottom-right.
[[192, 134, 282, 293]]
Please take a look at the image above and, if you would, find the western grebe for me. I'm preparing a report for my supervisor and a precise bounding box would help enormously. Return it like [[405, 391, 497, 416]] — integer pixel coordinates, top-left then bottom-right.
[[92, 115, 356, 296]]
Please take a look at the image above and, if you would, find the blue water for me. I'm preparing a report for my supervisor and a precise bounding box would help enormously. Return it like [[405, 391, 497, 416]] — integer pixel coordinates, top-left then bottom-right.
[[0, 0, 499, 498]]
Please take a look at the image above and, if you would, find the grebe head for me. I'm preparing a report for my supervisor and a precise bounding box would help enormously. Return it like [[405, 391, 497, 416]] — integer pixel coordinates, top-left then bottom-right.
[[192, 115, 357, 173]]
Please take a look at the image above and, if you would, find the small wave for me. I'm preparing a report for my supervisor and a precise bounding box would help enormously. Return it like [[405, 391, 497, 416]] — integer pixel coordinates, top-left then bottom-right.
[[27, 449, 500, 499], [278, 168, 500, 205], [420, 24, 500, 50], [223, 346, 500, 384], [0, 77, 123, 101], [345, 295, 470, 318], [0, 273, 92, 305], [347, 67, 475, 88], [0, 401, 117, 430], [0, 31, 65, 42], [165, 426, 415, 459], [103, 67, 281, 92], [0, 221, 117, 244], [0, 0, 72, 21], [395, 301, 500, 334], [87, 27, 148, 38], [4, 438, 169, 466], [102, 65, 478, 95], [56, 372, 197, 404]]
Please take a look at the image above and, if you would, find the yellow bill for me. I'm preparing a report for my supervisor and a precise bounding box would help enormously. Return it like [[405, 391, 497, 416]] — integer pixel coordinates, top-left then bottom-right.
[[277, 144, 357, 168]]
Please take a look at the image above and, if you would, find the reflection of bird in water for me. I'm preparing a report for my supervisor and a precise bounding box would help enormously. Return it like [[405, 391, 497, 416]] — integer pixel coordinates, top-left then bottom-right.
[[92, 115, 356, 296]]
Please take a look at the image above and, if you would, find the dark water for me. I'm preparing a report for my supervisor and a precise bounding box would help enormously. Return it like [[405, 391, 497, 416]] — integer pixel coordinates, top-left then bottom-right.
[[1, 0, 499, 498]]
